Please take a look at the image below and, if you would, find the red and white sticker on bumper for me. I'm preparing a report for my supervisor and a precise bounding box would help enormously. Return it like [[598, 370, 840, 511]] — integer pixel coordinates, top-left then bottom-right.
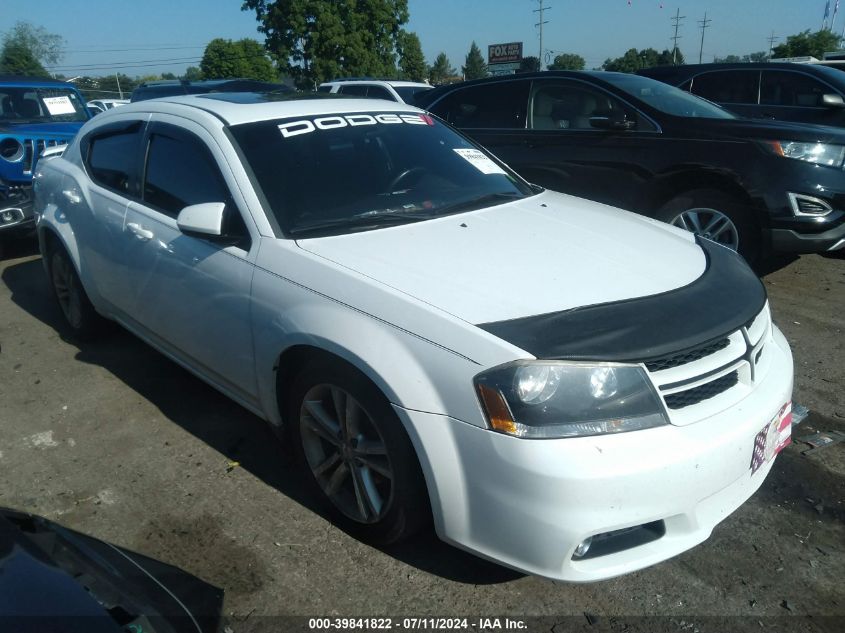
[[751, 401, 792, 475]]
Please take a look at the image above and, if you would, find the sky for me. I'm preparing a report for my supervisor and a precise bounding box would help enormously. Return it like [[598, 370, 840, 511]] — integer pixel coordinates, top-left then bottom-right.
[[0, 0, 839, 78]]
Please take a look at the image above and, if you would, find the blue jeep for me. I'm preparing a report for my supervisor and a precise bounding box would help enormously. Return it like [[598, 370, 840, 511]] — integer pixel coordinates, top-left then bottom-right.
[[1, 76, 89, 253]]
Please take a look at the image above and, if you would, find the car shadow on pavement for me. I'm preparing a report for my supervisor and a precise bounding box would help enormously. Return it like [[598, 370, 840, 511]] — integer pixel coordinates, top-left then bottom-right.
[[1, 255, 522, 585]]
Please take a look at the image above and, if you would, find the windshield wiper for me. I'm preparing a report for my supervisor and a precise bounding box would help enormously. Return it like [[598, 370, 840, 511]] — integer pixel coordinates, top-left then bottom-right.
[[435, 191, 523, 215], [289, 210, 435, 237]]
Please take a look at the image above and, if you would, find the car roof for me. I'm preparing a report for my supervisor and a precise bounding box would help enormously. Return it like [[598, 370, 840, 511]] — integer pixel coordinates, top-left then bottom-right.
[[108, 91, 422, 126], [416, 70, 628, 107], [639, 62, 845, 78], [0, 75, 78, 88], [320, 79, 431, 88]]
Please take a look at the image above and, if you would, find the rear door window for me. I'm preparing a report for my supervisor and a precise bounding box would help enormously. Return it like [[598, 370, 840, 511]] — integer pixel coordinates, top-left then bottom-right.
[[761, 71, 833, 107], [338, 85, 369, 96], [366, 85, 395, 101], [690, 70, 760, 104], [86, 123, 144, 194], [428, 81, 530, 129]]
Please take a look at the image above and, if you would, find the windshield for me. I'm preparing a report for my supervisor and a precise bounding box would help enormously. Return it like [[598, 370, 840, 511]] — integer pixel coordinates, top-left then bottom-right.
[[0, 87, 88, 123], [601, 73, 736, 119], [230, 111, 535, 237]]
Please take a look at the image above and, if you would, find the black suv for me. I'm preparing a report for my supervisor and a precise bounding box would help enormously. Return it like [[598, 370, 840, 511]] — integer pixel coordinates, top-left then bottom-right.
[[639, 62, 845, 128], [416, 71, 845, 262], [130, 78, 291, 102]]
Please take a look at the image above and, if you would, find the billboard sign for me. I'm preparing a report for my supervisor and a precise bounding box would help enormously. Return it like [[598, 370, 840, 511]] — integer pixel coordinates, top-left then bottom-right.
[[488, 42, 523, 64]]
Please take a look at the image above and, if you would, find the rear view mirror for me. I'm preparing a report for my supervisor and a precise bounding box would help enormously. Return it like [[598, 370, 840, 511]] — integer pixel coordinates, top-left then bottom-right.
[[822, 93, 845, 108], [177, 202, 226, 237]]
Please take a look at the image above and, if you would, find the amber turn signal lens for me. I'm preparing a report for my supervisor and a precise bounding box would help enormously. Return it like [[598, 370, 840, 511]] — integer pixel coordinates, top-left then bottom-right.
[[477, 383, 518, 435]]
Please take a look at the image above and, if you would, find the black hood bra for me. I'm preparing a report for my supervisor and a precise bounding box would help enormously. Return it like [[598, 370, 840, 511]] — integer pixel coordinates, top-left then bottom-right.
[[477, 236, 767, 363]]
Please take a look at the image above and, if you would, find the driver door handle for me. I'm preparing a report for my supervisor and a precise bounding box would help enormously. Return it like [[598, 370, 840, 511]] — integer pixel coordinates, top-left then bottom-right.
[[126, 222, 153, 241]]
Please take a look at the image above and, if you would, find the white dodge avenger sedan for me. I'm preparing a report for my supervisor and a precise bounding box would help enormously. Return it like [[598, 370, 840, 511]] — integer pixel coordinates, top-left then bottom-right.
[[33, 92, 794, 582]]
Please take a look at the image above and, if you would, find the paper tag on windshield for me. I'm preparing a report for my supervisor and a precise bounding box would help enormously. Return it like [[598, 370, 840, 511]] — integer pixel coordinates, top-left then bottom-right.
[[42, 96, 75, 115], [453, 148, 506, 175]]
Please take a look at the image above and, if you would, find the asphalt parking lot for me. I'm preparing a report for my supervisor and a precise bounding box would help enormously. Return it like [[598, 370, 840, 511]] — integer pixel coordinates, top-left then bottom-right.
[[1, 241, 843, 633]]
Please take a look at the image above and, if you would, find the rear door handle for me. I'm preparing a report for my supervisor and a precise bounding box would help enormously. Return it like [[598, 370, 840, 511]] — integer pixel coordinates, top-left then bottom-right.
[[126, 222, 153, 241], [61, 189, 81, 204]]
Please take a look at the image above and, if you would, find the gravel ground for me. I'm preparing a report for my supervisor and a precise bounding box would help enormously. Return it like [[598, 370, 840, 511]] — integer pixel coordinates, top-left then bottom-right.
[[1, 241, 843, 633]]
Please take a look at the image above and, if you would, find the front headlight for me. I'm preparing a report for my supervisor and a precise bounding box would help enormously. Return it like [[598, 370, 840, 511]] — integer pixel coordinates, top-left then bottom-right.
[[474, 361, 669, 439], [764, 140, 845, 168]]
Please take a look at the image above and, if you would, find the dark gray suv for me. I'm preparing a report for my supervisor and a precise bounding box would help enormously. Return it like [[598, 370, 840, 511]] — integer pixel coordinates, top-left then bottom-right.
[[639, 62, 845, 128]]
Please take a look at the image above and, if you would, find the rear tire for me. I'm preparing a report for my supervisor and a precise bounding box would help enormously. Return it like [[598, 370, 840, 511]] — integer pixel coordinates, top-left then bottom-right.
[[287, 359, 429, 544], [655, 188, 760, 265], [47, 242, 102, 340]]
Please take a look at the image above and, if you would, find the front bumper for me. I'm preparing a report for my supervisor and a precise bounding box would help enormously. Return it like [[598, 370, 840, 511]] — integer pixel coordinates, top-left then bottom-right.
[[768, 218, 845, 253], [398, 327, 793, 582], [0, 181, 35, 234]]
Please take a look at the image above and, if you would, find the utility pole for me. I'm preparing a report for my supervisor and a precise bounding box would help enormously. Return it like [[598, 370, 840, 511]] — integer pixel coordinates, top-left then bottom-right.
[[115, 74, 123, 100], [767, 31, 779, 58], [534, 0, 551, 70], [670, 8, 686, 65], [698, 12, 712, 64]]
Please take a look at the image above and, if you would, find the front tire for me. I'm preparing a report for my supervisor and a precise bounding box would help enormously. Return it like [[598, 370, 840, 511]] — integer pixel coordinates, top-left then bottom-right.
[[47, 243, 101, 340], [655, 188, 760, 265], [287, 360, 429, 544]]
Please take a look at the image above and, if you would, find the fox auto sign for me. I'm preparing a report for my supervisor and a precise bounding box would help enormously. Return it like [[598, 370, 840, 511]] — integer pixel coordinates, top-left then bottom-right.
[[488, 42, 523, 64]]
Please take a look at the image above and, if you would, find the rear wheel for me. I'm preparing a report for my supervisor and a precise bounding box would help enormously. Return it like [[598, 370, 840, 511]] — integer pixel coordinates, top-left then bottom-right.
[[656, 188, 760, 265], [287, 360, 429, 544], [47, 243, 102, 339]]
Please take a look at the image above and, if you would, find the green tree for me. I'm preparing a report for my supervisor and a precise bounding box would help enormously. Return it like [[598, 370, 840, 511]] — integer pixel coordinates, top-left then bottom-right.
[[242, 0, 409, 88], [548, 53, 585, 70], [714, 51, 769, 63], [602, 47, 680, 73], [200, 38, 276, 81], [183, 66, 203, 80], [0, 43, 48, 76], [518, 56, 540, 73], [462, 41, 487, 79], [397, 31, 426, 81], [429, 52, 455, 84], [236, 38, 277, 81], [771, 30, 841, 59], [2, 21, 64, 67], [160, 72, 178, 80]]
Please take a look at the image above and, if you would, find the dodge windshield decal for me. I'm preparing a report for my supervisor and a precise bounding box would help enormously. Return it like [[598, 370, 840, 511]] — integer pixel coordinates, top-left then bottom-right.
[[279, 113, 435, 138]]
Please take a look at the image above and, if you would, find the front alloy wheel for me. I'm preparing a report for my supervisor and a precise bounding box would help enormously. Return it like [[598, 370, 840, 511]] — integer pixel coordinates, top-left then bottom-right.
[[669, 207, 740, 251], [299, 384, 394, 524]]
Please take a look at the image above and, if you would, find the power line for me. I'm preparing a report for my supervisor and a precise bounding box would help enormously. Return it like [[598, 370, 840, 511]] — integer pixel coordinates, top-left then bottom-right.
[[698, 12, 712, 64], [47, 55, 202, 70], [63, 45, 207, 54], [670, 8, 686, 65]]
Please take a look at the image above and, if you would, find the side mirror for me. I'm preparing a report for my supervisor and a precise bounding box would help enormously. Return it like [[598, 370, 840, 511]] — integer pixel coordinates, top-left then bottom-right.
[[822, 93, 845, 108], [177, 202, 226, 237], [589, 115, 636, 131]]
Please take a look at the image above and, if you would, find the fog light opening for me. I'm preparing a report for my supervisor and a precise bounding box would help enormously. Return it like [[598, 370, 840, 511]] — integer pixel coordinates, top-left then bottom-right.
[[573, 537, 593, 559], [571, 520, 666, 561], [1, 208, 24, 225]]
